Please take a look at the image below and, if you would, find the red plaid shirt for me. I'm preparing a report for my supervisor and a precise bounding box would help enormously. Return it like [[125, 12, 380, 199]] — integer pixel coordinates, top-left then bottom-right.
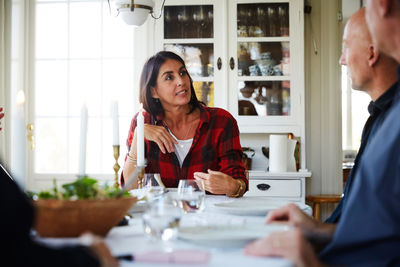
[[122, 106, 248, 192]]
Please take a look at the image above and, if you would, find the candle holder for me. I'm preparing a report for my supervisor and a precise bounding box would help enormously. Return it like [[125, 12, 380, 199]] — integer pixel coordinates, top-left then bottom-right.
[[137, 164, 146, 189], [113, 145, 120, 188]]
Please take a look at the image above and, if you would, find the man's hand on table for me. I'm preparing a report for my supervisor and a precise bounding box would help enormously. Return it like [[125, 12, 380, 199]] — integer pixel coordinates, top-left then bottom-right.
[[265, 203, 336, 242], [245, 229, 325, 267]]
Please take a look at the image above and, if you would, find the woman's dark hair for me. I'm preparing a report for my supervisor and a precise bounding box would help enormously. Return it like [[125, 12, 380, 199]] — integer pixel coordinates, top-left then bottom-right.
[[139, 51, 201, 117]]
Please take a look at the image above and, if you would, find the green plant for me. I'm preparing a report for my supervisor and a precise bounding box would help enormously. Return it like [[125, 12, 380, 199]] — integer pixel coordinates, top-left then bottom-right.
[[27, 176, 130, 200]]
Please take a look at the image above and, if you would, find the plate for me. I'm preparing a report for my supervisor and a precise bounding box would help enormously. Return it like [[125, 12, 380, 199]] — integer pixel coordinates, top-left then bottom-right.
[[178, 224, 290, 247], [213, 199, 308, 216]]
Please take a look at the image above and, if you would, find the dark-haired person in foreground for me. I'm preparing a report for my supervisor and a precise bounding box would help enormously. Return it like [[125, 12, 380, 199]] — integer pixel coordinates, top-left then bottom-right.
[[245, 6, 400, 267], [121, 51, 247, 197], [0, 108, 119, 267]]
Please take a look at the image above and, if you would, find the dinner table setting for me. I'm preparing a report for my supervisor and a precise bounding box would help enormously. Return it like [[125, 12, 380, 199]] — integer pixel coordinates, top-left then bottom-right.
[[31, 102, 311, 266], [35, 178, 311, 266]]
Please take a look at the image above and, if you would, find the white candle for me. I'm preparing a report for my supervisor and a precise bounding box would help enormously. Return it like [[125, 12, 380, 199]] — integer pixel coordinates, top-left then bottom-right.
[[137, 104, 145, 166], [110, 101, 119, 146], [78, 105, 88, 176]]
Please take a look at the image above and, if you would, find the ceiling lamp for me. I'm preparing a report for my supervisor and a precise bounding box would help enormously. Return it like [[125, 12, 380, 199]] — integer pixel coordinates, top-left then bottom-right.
[[114, 0, 165, 27]]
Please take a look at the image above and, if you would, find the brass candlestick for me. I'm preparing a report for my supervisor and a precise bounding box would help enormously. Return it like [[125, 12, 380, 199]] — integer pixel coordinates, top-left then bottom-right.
[[113, 145, 120, 188], [137, 165, 146, 189]]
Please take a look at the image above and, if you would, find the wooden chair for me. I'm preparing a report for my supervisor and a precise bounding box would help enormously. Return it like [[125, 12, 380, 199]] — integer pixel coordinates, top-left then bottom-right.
[[306, 195, 342, 221]]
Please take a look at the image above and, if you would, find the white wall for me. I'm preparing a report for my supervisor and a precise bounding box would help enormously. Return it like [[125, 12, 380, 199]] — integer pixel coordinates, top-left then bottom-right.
[[305, 0, 343, 219]]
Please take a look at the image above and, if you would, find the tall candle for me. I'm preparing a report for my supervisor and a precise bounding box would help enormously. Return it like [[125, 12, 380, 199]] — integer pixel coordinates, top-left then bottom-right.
[[110, 101, 119, 146], [137, 104, 145, 166], [78, 105, 88, 176]]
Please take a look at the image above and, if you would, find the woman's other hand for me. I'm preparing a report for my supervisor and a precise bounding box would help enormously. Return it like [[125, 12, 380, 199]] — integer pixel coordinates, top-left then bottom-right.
[[143, 124, 177, 154], [193, 169, 238, 195]]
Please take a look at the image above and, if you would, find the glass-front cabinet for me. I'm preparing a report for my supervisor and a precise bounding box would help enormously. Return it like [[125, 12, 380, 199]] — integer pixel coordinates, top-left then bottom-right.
[[155, 0, 304, 130], [228, 0, 304, 135], [154, 0, 306, 169], [156, 1, 226, 108]]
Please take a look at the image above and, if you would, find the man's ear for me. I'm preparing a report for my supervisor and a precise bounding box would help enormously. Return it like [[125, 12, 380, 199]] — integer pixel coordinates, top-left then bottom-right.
[[368, 44, 380, 67], [379, 0, 393, 17]]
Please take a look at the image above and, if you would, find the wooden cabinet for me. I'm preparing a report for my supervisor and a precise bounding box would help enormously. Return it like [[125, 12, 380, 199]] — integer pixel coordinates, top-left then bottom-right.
[[246, 171, 311, 203]]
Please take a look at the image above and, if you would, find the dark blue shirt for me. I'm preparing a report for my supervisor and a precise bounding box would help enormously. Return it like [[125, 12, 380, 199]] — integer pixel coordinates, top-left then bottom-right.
[[319, 68, 400, 266], [326, 81, 399, 223]]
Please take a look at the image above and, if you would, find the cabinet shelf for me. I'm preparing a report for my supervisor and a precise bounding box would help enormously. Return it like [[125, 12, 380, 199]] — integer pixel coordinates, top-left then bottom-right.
[[163, 38, 214, 44], [237, 76, 290, 81], [237, 37, 290, 43]]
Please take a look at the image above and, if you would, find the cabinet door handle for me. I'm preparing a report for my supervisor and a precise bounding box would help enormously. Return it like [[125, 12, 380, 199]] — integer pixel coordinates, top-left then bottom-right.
[[229, 57, 235, 70], [217, 57, 222, 70], [257, 183, 271, 191]]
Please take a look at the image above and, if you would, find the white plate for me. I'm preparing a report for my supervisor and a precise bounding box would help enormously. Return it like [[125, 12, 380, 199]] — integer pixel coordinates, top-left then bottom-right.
[[178, 224, 290, 247], [213, 199, 308, 216]]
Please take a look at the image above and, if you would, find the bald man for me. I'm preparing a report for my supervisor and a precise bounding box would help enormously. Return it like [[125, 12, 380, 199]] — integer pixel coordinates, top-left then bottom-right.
[[326, 7, 398, 223], [245, 8, 400, 267]]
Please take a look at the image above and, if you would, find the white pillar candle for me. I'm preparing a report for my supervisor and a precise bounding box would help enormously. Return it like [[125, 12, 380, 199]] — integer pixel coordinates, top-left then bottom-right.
[[110, 101, 119, 146], [78, 105, 88, 176], [137, 104, 145, 166]]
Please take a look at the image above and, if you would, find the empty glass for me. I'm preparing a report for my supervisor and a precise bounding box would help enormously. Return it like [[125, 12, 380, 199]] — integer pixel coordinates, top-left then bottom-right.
[[176, 179, 206, 213], [144, 173, 165, 202], [142, 195, 182, 241]]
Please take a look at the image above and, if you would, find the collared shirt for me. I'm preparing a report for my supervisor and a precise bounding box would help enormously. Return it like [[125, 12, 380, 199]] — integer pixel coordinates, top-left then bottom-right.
[[121, 106, 248, 191], [319, 68, 400, 266], [326, 80, 399, 223]]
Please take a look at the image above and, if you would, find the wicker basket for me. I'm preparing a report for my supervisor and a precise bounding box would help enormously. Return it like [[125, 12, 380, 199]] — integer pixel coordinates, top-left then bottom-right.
[[33, 197, 137, 237]]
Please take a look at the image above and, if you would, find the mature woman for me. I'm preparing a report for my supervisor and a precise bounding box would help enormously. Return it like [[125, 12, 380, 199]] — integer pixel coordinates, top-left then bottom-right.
[[122, 51, 247, 197]]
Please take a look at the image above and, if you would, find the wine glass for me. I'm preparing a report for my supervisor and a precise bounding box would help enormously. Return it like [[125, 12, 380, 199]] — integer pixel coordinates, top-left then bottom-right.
[[144, 173, 165, 202], [176, 179, 206, 213]]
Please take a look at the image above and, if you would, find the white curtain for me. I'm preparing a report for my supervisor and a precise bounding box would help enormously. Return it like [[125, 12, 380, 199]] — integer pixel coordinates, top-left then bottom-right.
[[0, 0, 11, 167]]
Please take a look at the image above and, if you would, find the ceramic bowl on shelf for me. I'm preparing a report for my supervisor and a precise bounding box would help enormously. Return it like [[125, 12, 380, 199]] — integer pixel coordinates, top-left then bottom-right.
[[33, 197, 137, 237]]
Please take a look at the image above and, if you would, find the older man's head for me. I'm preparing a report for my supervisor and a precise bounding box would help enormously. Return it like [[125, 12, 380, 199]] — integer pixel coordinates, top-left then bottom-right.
[[366, 0, 400, 63]]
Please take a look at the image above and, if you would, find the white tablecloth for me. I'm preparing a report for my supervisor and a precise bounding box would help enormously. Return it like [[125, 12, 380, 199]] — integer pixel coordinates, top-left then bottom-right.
[[39, 196, 309, 267]]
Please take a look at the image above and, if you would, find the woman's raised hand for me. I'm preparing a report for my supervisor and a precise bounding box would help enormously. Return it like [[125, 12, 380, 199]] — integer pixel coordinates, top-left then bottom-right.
[[144, 124, 178, 154]]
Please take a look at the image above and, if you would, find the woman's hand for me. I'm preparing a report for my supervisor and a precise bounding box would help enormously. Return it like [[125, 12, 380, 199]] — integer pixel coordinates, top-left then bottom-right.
[[193, 169, 238, 195], [144, 124, 177, 154]]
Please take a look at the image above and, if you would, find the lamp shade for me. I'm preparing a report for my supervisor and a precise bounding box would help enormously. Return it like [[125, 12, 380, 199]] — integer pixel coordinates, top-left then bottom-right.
[[116, 0, 154, 26]]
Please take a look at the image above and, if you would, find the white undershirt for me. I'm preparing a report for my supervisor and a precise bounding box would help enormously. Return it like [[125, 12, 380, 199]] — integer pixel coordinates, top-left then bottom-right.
[[168, 130, 193, 167]]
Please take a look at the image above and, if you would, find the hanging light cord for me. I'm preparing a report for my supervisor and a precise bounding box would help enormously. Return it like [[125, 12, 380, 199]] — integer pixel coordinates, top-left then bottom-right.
[[151, 0, 166, 19]]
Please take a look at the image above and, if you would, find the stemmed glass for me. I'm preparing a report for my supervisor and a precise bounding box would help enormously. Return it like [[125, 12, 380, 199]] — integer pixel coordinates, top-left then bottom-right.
[[177, 7, 190, 38], [176, 179, 206, 213], [193, 6, 205, 38], [143, 173, 165, 202]]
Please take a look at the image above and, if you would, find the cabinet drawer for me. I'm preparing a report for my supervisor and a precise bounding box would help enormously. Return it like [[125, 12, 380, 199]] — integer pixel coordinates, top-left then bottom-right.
[[247, 179, 301, 197]]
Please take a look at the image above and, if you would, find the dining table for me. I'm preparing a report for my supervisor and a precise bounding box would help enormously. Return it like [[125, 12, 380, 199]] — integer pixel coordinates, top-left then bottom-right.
[[37, 194, 312, 267]]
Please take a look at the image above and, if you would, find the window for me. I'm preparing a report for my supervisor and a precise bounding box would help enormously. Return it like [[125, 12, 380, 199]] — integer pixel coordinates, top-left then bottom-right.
[[33, 0, 138, 179], [341, 65, 370, 159]]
